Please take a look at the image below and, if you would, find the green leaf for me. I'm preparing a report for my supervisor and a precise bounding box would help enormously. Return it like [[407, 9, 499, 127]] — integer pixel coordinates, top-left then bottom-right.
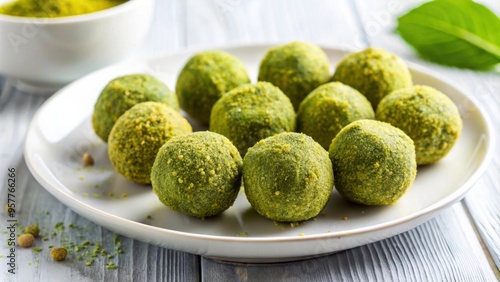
[[397, 0, 500, 70]]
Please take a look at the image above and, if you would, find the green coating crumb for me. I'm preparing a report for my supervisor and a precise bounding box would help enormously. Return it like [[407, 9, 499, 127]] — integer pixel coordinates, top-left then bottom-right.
[[258, 41, 331, 110], [106, 262, 118, 270], [33, 247, 43, 253], [151, 131, 243, 218], [86, 259, 94, 266], [210, 82, 296, 156], [376, 85, 462, 165], [329, 120, 417, 205], [175, 51, 250, 124], [92, 74, 179, 142], [332, 48, 412, 110], [243, 132, 334, 222], [297, 82, 375, 150], [108, 101, 192, 184]]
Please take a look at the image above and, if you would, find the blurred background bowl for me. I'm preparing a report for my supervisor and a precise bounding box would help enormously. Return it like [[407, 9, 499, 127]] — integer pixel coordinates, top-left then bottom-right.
[[0, 0, 154, 89]]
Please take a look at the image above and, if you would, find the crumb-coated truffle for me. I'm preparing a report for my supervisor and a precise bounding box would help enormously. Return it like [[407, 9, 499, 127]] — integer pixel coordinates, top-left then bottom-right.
[[331, 48, 412, 110], [92, 74, 179, 142], [175, 51, 251, 124], [243, 132, 334, 222], [108, 102, 192, 184], [151, 131, 243, 218], [329, 120, 416, 205], [297, 82, 375, 150], [258, 41, 331, 110], [210, 82, 296, 156], [376, 85, 462, 165]]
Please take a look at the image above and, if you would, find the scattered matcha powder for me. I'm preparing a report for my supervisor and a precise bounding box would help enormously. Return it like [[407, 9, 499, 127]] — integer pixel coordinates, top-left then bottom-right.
[[86, 259, 95, 266], [106, 262, 118, 270], [20, 220, 124, 270]]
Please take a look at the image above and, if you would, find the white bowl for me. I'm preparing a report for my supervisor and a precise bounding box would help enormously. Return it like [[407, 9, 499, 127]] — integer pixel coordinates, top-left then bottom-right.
[[0, 0, 154, 88]]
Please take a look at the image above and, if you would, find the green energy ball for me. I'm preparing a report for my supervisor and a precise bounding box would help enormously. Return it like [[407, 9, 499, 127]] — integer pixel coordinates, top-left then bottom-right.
[[258, 41, 331, 110], [175, 51, 251, 124], [108, 102, 192, 184], [151, 131, 243, 218], [331, 48, 412, 110], [376, 85, 463, 165], [297, 82, 375, 150], [92, 74, 179, 143], [329, 120, 416, 205], [210, 82, 296, 156], [243, 132, 334, 222]]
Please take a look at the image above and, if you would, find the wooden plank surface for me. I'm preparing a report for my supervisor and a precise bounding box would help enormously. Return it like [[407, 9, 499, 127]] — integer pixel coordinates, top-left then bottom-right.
[[202, 204, 496, 282], [1, 0, 499, 281]]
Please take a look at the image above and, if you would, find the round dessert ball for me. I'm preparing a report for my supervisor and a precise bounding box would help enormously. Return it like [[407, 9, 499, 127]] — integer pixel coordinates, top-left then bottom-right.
[[258, 41, 331, 110], [329, 120, 416, 205], [244, 132, 334, 222], [151, 131, 243, 218], [92, 74, 179, 142], [175, 51, 251, 125], [210, 82, 296, 156], [297, 82, 375, 150], [108, 102, 192, 184], [376, 85, 463, 165], [331, 48, 412, 110]]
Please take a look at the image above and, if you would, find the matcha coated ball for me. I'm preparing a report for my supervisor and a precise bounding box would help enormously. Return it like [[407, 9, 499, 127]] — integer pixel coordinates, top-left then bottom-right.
[[376, 85, 462, 165], [93, 74, 179, 142], [175, 51, 251, 124], [297, 82, 375, 150], [151, 131, 243, 218], [210, 82, 296, 156], [244, 132, 334, 222], [329, 120, 416, 205], [258, 41, 331, 110], [332, 48, 412, 110], [108, 102, 192, 184]]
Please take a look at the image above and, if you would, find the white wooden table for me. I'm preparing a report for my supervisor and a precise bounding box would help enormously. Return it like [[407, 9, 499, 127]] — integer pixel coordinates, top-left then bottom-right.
[[1, 0, 499, 281]]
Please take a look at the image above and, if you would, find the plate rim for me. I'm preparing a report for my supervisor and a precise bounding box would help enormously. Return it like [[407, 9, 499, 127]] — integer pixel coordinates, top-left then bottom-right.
[[23, 43, 496, 252]]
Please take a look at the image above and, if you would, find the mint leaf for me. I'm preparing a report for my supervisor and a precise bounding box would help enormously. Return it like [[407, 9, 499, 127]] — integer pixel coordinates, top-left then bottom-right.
[[397, 0, 500, 70]]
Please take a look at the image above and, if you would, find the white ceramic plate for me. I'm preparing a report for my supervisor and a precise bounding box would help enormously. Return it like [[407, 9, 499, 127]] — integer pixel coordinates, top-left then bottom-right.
[[24, 44, 495, 263]]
